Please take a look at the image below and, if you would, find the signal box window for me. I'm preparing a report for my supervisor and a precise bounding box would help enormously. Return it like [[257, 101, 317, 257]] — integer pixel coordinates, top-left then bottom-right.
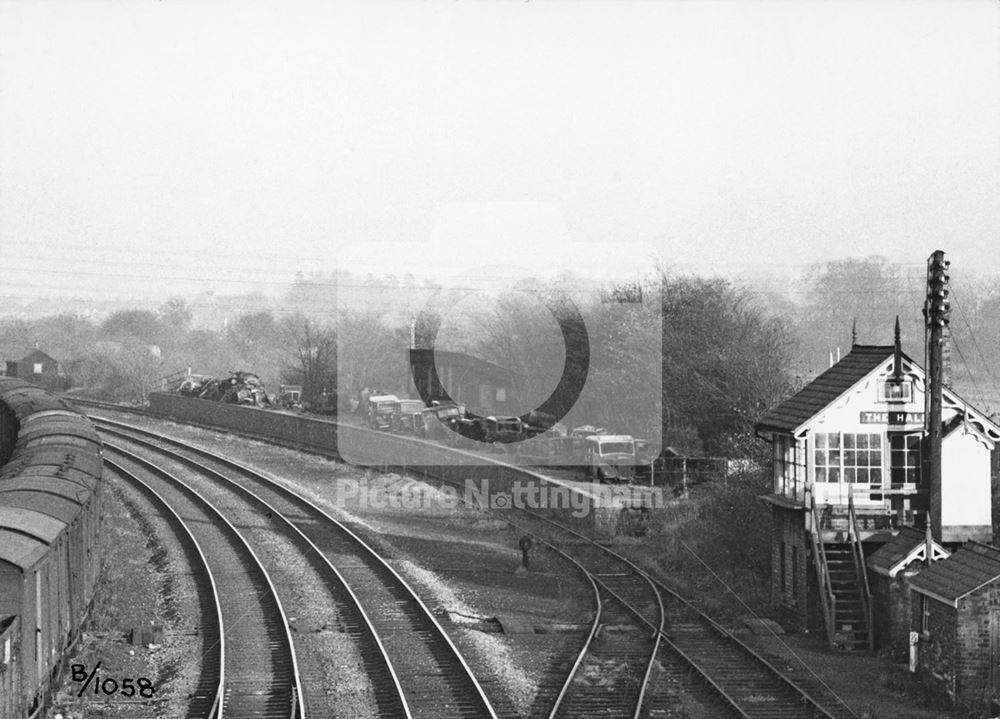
[[814, 433, 883, 485], [880, 380, 911, 401], [814, 433, 841, 483], [890, 434, 922, 486]]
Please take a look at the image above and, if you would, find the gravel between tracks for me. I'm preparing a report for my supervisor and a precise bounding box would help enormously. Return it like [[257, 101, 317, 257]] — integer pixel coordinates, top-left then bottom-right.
[[93, 414, 592, 718], [47, 474, 200, 719], [85, 410, 973, 718], [112, 436, 380, 719]]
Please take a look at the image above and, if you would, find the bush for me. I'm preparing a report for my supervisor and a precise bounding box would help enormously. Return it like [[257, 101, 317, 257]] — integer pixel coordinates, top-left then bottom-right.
[[643, 463, 773, 618]]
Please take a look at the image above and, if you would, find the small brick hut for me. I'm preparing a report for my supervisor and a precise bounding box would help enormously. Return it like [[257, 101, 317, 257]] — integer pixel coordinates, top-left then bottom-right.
[[908, 542, 1000, 707], [866, 526, 949, 659]]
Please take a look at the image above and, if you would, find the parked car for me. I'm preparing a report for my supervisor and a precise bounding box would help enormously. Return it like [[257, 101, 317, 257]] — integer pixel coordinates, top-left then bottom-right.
[[367, 394, 400, 430], [277, 384, 303, 408], [421, 402, 468, 440], [484, 415, 524, 443], [393, 399, 428, 432], [584, 434, 636, 483], [520, 410, 556, 438]]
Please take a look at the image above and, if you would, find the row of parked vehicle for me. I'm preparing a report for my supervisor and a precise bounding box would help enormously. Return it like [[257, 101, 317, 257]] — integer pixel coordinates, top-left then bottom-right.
[[362, 394, 656, 483], [364, 395, 552, 441]]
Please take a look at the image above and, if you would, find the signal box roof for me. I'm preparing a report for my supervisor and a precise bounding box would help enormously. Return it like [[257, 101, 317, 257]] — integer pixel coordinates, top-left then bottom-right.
[[756, 345, 898, 434]]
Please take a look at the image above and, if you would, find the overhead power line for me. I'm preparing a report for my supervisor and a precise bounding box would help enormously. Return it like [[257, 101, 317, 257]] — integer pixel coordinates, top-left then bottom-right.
[[949, 287, 1000, 409]]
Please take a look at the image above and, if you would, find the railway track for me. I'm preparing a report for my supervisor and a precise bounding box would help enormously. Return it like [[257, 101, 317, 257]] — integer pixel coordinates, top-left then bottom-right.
[[77, 400, 859, 718], [543, 550, 663, 717], [94, 417, 499, 719], [515, 509, 858, 719], [103, 459, 225, 718], [104, 444, 303, 718]]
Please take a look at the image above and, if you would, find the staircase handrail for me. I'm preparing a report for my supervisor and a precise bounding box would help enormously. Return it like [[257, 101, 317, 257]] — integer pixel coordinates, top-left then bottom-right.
[[847, 493, 874, 651], [809, 494, 837, 649]]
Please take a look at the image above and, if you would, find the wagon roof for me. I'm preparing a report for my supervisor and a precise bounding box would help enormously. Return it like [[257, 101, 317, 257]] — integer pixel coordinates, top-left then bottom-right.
[[0, 506, 64, 543], [0, 491, 80, 524], [0, 466, 101, 491], [0, 530, 48, 570]]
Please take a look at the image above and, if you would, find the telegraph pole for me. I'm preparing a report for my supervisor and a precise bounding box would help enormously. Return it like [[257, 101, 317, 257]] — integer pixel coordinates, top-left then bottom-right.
[[925, 250, 951, 542]]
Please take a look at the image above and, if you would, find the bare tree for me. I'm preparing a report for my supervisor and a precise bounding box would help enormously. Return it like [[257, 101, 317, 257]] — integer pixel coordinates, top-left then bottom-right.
[[282, 315, 337, 407], [335, 309, 408, 399]]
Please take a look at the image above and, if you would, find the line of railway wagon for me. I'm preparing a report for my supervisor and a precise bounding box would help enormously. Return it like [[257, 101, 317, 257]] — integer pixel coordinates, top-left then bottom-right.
[[0, 379, 104, 719]]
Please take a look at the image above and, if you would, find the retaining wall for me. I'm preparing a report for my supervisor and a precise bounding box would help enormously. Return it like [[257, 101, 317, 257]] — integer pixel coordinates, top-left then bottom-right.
[[147, 392, 657, 537]]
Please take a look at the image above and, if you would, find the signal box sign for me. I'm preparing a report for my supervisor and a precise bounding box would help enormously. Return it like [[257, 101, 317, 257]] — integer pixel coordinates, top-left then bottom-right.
[[860, 411, 925, 425]]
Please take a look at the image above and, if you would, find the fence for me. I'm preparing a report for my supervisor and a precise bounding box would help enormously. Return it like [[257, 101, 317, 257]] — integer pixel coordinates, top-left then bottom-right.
[[648, 456, 731, 489]]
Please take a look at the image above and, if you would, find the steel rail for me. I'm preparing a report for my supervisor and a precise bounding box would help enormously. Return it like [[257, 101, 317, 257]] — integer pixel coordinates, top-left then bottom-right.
[[104, 443, 305, 719], [519, 506, 853, 719], [103, 458, 225, 719], [94, 418, 499, 719], [103, 429, 413, 719], [96, 417, 707, 719], [83, 401, 856, 719], [327, 418, 853, 719]]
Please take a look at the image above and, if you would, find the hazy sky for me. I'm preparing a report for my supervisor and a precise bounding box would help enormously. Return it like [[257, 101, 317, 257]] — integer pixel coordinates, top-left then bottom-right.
[[2, 0, 998, 301]]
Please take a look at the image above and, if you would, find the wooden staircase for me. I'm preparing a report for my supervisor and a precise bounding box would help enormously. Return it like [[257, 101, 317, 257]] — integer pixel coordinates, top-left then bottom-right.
[[823, 544, 870, 651], [809, 492, 874, 652]]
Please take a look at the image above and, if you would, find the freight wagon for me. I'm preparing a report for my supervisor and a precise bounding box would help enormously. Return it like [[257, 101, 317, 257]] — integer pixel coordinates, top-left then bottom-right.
[[0, 379, 103, 719]]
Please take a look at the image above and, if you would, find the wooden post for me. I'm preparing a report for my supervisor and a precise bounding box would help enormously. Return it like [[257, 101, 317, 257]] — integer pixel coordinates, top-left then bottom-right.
[[926, 251, 949, 542]]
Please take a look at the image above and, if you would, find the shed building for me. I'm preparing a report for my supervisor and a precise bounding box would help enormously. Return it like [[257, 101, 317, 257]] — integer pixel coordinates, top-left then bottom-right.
[[908, 542, 1000, 707], [408, 348, 516, 416], [4, 349, 63, 392]]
